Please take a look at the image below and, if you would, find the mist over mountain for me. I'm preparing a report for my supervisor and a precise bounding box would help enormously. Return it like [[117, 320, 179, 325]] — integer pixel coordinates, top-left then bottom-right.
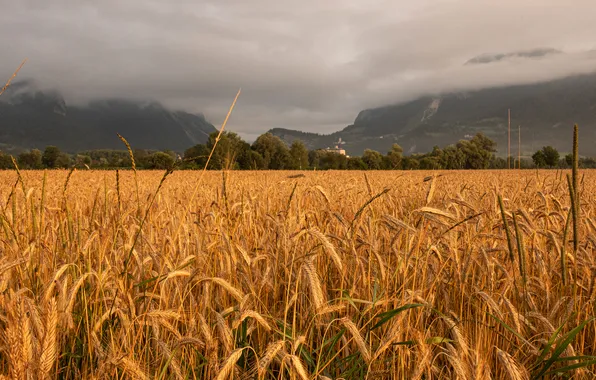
[[3, 45, 596, 158], [270, 49, 596, 157], [465, 48, 562, 65], [0, 81, 216, 153], [3, 1, 596, 141]]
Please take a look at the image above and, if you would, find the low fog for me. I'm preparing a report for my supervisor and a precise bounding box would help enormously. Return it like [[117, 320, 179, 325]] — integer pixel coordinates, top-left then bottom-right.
[[2, 0, 596, 139]]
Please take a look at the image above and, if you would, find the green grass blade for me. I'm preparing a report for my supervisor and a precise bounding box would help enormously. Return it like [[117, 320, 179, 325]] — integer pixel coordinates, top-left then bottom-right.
[[543, 359, 596, 377], [532, 318, 594, 379], [370, 304, 424, 330], [530, 319, 568, 371], [488, 313, 530, 345]]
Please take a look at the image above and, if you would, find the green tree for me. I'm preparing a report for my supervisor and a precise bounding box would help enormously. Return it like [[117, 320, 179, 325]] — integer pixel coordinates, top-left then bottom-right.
[[133, 149, 151, 169], [542, 146, 560, 167], [580, 157, 596, 168], [308, 150, 323, 169], [319, 152, 347, 170], [533, 146, 560, 168], [42, 146, 61, 168], [206, 131, 250, 170], [520, 158, 532, 169], [243, 150, 265, 170], [108, 152, 122, 167], [74, 154, 92, 168], [79, 150, 128, 168], [430, 145, 443, 158], [490, 157, 507, 169], [252, 133, 292, 169], [401, 156, 420, 170], [385, 143, 403, 169], [362, 149, 383, 170], [440, 145, 465, 169], [184, 144, 210, 168], [565, 153, 573, 167], [148, 151, 175, 169], [0, 152, 13, 169], [470, 133, 497, 153], [457, 133, 497, 169], [55, 153, 72, 168], [289, 140, 309, 169], [347, 156, 367, 170], [18, 149, 42, 169], [419, 156, 440, 170], [532, 150, 547, 168]]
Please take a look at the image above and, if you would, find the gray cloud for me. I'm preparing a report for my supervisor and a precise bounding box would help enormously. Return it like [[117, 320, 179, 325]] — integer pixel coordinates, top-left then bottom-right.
[[1, 0, 596, 140]]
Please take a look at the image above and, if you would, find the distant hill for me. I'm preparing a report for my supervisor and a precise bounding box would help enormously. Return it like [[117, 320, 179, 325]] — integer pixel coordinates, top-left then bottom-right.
[[270, 72, 596, 157], [0, 81, 216, 153]]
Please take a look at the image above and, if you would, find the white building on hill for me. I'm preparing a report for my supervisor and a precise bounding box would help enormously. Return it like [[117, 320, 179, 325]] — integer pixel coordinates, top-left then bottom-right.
[[324, 138, 347, 156]]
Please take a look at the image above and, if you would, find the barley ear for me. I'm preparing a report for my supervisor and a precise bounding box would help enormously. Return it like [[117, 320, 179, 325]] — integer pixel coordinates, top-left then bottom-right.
[[289, 355, 310, 380], [496, 348, 529, 380], [302, 258, 325, 310], [39, 298, 58, 379], [571, 124, 579, 254], [258, 340, 285, 379], [341, 317, 371, 363], [0, 59, 27, 98], [216, 348, 245, 380], [425, 174, 436, 204], [498, 195, 515, 264], [117, 133, 137, 172]]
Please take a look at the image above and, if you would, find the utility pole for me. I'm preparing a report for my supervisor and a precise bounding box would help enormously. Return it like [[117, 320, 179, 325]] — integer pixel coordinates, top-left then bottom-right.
[[518, 125, 521, 169], [508, 109, 511, 169]]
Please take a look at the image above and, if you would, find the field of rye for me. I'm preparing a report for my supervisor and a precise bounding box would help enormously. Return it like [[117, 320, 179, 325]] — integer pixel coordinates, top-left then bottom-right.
[[1, 168, 596, 379]]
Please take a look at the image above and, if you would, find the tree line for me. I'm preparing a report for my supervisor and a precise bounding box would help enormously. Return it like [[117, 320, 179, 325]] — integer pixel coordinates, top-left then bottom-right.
[[0, 146, 180, 170], [1, 131, 593, 170]]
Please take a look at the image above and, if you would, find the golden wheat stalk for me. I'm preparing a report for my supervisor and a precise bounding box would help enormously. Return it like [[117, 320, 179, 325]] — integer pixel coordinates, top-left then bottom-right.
[[425, 174, 436, 204], [173, 88, 241, 239], [258, 340, 286, 379], [38, 298, 58, 379], [496, 348, 529, 380], [341, 317, 371, 363], [302, 258, 326, 310], [0, 59, 27, 97], [215, 348, 246, 380]]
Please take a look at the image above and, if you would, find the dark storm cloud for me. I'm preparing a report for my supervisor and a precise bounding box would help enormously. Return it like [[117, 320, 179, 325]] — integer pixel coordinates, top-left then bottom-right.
[[1, 0, 596, 139]]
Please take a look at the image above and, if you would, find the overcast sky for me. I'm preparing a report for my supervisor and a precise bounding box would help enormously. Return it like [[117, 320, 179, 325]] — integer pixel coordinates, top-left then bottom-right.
[[2, 0, 596, 140]]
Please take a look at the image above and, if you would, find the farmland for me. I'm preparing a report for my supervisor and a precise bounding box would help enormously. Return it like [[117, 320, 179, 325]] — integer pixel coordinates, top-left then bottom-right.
[[0, 169, 595, 379]]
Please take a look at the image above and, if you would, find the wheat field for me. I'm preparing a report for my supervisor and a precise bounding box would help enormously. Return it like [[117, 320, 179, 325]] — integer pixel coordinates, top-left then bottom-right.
[[0, 169, 595, 379]]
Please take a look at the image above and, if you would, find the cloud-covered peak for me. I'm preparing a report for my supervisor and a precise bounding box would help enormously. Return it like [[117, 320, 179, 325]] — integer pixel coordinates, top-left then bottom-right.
[[465, 48, 563, 65], [1, 1, 596, 140]]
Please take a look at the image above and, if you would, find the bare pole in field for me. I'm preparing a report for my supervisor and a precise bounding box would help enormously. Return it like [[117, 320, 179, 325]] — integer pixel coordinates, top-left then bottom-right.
[[518, 125, 521, 169], [508, 109, 511, 169]]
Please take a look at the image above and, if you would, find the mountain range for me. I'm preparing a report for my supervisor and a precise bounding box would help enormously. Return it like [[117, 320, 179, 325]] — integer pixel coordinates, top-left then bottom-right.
[[0, 81, 216, 153], [270, 49, 596, 157], [2, 48, 596, 157]]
